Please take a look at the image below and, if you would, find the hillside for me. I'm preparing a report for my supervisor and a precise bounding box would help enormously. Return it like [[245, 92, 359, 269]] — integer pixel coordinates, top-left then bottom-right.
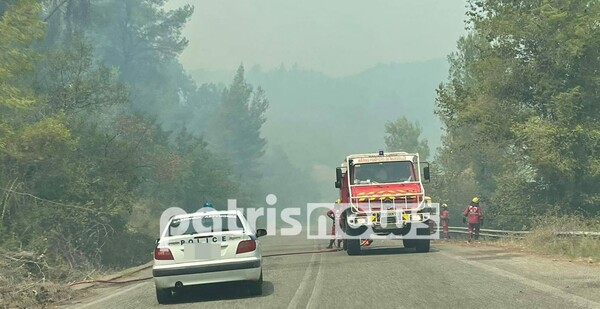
[[190, 59, 449, 199]]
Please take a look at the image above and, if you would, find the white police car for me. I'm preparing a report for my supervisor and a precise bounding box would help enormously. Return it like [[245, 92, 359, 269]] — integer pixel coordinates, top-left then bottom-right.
[[152, 209, 267, 304]]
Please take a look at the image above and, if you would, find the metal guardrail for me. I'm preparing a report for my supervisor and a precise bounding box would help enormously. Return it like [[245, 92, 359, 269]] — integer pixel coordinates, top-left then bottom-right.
[[553, 231, 600, 237], [444, 226, 600, 238], [445, 226, 527, 239]]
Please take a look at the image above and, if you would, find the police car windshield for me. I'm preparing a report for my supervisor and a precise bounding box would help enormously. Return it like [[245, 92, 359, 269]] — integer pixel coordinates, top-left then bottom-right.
[[352, 161, 414, 184], [168, 214, 244, 236]]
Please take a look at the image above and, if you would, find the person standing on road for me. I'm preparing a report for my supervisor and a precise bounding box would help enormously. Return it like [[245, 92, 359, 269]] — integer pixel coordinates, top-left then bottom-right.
[[463, 197, 483, 242], [440, 203, 450, 240], [326, 199, 343, 249]]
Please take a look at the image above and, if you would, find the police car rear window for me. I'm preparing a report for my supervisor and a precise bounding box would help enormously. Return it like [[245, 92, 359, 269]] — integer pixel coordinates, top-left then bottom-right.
[[168, 214, 244, 236]]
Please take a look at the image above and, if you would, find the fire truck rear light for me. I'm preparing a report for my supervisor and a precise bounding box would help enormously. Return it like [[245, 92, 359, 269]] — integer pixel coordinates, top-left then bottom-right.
[[236, 240, 256, 254], [154, 248, 174, 260]]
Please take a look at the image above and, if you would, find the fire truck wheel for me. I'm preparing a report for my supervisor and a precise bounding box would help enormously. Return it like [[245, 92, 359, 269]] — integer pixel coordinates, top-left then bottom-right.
[[346, 225, 367, 236], [415, 239, 430, 253], [403, 239, 416, 248], [346, 239, 361, 255]]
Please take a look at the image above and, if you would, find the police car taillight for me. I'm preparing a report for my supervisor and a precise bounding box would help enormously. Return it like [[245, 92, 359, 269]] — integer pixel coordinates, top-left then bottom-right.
[[236, 240, 256, 254], [154, 247, 174, 260]]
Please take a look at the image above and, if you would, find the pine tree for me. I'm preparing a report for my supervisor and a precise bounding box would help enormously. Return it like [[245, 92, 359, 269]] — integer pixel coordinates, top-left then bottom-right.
[[210, 65, 269, 183]]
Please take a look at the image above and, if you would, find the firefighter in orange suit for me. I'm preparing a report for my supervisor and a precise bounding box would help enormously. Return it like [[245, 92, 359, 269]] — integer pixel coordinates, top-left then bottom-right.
[[463, 197, 483, 242], [440, 203, 450, 240], [326, 199, 343, 249]]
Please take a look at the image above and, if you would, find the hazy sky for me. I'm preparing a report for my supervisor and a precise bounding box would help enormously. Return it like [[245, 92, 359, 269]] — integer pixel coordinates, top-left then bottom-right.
[[166, 0, 468, 77]]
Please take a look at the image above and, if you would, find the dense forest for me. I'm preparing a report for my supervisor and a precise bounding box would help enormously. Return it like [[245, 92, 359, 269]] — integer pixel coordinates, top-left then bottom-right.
[[1, 0, 600, 306], [0, 0, 302, 281], [429, 1, 600, 229]]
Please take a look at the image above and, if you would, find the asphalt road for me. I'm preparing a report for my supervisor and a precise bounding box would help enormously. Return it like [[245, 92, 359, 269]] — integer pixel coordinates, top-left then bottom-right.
[[62, 235, 600, 309]]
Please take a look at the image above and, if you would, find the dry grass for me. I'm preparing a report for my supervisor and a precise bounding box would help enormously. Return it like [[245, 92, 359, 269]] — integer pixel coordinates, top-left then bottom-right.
[[0, 281, 72, 309], [0, 248, 112, 308], [0, 249, 70, 308], [493, 216, 600, 263]]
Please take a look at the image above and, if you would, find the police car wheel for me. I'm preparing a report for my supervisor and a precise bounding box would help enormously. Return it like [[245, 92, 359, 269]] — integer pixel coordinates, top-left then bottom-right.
[[249, 271, 263, 296], [156, 288, 172, 304]]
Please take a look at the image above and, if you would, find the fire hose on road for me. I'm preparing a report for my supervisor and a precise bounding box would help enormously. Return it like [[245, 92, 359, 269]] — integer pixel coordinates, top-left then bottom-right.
[[69, 277, 153, 286], [68, 248, 341, 286]]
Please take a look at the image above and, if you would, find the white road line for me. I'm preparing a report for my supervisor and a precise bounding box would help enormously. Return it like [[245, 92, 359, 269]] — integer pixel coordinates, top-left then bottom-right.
[[73, 281, 151, 309], [286, 244, 318, 309], [305, 251, 324, 309], [440, 251, 600, 309]]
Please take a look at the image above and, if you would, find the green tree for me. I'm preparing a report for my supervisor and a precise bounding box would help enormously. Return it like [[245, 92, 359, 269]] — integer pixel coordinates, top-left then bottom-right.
[[0, 0, 249, 275], [41, 0, 196, 122], [384, 116, 430, 159], [92, 0, 194, 117], [34, 38, 128, 115], [0, 0, 46, 239], [433, 33, 511, 220], [210, 65, 269, 183], [0, 0, 44, 108], [0, 38, 145, 266], [434, 0, 600, 227]]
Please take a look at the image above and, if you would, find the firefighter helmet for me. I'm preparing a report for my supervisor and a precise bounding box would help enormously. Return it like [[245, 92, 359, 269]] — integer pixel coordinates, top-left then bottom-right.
[[335, 199, 341, 203], [442, 203, 448, 208], [472, 197, 479, 203]]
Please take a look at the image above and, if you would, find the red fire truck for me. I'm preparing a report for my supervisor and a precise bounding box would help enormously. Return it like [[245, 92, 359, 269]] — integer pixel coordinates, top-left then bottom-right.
[[334, 151, 434, 255]]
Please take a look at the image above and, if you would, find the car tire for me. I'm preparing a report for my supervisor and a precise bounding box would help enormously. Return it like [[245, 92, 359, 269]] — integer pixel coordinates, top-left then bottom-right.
[[156, 287, 172, 304], [346, 238, 361, 255], [249, 271, 263, 296]]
